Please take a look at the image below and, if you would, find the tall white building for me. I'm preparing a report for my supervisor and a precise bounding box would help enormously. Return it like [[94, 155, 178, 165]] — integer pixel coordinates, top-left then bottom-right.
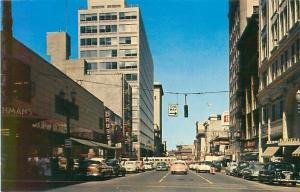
[[78, 0, 154, 159]]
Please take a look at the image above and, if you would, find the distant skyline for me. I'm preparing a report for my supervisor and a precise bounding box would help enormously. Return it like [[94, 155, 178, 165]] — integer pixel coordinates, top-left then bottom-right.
[[5, 0, 229, 150]]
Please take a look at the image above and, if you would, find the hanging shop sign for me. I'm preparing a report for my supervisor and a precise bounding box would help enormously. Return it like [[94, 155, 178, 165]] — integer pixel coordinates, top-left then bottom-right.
[[105, 109, 112, 146]]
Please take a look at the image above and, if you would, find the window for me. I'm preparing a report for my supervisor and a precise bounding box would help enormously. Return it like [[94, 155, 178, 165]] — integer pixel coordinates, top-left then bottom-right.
[[80, 26, 97, 34], [99, 12, 117, 20], [284, 50, 288, 69], [119, 36, 138, 45], [297, 0, 300, 20], [80, 50, 97, 58], [119, 24, 137, 33], [99, 25, 117, 33], [271, 99, 283, 122], [125, 73, 137, 81], [85, 62, 98, 71], [120, 49, 137, 57], [80, 14, 97, 21], [119, 12, 137, 20], [99, 62, 118, 70], [99, 117, 104, 129], [99, 50, 117, 58], [262, 38, 267, 60], [119, 61, 137, 69], [99, 37, 117, 45], [80, 38, 97, 46]]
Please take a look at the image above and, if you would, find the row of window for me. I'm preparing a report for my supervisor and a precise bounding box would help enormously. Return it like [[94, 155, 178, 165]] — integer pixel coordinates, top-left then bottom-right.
[[261, 99, 283, 125], [261, 38, 300, 89], [80, 24, 137, 34], [80, 49, 138, 58], [80, 37, 138, 46], [85, 61, 138, 70], [80, 12, 137, 22]]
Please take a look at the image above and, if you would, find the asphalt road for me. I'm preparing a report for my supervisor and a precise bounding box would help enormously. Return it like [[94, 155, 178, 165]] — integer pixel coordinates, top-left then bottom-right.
[[44, 170, 300, 192]]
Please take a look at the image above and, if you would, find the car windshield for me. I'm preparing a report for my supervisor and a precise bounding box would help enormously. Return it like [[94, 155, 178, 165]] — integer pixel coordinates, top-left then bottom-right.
[[157, 162, 166, 166]]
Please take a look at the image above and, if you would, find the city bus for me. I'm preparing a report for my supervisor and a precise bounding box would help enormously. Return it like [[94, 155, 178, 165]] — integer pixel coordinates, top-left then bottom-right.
[[142, 157, 177, 167]]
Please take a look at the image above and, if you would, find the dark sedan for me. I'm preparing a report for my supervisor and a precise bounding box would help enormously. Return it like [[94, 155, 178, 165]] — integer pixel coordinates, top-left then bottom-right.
[[233, 161, 250, 177], [106, 159, 126, 177], [258, 162, 299, 186]]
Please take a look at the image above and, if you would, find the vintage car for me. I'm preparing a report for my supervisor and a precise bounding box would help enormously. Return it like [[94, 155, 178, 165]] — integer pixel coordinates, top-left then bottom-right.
[[195, 162, 211, 173], [170, 160, 188, 175], [156, 162, 168, 171], [258, 162, 299, 186], [77, 159, 113, 179], [225, 162, 237, 176], [241, 162, 264, 180], [123, 161, 139, 173], [106, 159, 126, 177]]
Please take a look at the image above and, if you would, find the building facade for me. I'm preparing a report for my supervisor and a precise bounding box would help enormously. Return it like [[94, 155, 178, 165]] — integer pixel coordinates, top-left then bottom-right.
[[1, 34, 114, 180], [228, 0, 259, 161], [195, 113, 230, 161], [258, 0, 300, 167], [153, 82, 164, 156], [47, 32, 133, 158], [237, 8, 260, 161], [78, 0, 154, 159]]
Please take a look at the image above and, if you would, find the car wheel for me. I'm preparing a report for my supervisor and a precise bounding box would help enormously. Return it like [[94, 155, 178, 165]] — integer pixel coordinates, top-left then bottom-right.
[[291, 182, 296, 186]]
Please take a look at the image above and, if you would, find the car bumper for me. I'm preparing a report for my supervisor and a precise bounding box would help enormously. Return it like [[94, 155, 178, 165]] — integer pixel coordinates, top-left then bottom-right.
[[273, 178, 300, 183]]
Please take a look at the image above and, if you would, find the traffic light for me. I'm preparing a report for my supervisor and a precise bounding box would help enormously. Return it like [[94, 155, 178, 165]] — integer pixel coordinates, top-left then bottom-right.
[[184, 104, 188, 118]]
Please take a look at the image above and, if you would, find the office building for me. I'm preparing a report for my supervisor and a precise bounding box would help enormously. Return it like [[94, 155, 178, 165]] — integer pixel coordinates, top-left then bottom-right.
[[78, 0, 154, 158], [228, 0, 259, 161]]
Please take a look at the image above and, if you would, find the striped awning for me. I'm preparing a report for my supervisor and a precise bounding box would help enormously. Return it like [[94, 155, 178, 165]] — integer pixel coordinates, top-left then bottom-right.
[[292, 146, 300, 157], [261, 147, 280, 158], [71, 137, 115, 149]]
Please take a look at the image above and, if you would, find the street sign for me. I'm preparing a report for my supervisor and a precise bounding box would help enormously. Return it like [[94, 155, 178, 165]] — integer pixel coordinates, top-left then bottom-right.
[[168, 104, 178, 117], [65, 139, 72, 148]]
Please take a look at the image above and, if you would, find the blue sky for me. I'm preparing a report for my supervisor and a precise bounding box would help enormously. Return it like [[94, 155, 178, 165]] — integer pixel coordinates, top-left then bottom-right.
[[6, 0, 229, 150]]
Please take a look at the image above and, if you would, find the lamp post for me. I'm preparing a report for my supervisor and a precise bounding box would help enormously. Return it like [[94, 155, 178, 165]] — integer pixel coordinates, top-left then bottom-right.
[[55, 89, 78, 177]]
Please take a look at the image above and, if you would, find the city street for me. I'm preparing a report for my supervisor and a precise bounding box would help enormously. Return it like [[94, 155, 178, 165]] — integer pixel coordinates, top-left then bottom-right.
[[45, 171, 300, 192]]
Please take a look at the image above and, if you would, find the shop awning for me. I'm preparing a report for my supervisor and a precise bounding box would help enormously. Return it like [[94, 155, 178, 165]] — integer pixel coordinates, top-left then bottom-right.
[[91, 141, 115, 149], [292, 146, 300, 157], [70, 138, 115, 149], [71, 138, 98, 147], [261, 146, 280, 158]]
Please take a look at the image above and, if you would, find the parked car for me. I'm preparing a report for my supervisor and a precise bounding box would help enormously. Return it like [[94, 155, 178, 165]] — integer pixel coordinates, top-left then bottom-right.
[[241, 162, 264, 180], [106, 159, 126, 177], [156, 162, 168, 171], [195, 162, 211, 173], [144, 162, 154, 171], [258, 162, 299, 186], [123, 161, 139, 173], [170, 160, 188, 175], [77, 159, 113, 178], [233, 161, 250, 177], [225, 162, 237, 176], [211, 161, 222, 172]]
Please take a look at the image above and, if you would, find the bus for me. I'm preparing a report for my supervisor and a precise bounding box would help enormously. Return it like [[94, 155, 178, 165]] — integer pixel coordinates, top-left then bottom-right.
[[142, 157, 177, 167]]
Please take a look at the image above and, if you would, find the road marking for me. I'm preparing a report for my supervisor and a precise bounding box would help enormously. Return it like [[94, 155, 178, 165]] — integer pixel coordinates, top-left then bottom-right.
[[190, 171, 213, 184], [159, 172, 170, 183]]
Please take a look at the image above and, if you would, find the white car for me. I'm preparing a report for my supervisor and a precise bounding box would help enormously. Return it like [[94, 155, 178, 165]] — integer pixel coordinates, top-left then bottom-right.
[[189, 163, 197, 170], [123, 161, 139, 173], [144, 162, 154, 170], [195, 162, 211, 173]]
